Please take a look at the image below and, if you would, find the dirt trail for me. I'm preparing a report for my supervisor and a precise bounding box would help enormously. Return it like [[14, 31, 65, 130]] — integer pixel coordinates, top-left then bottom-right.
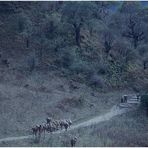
[[0, 105, 130, 143], [55, 105, 130, 134]]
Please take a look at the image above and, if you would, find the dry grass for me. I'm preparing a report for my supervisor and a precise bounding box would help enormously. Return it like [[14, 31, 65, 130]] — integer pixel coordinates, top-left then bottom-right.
[[66, 109, 148, 147], [0, 69, 142, 146], [1, 109, 147, 147]]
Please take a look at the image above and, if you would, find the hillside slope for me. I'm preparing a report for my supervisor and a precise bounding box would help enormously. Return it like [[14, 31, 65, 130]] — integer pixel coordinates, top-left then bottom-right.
[[0, 69, 134, 139]]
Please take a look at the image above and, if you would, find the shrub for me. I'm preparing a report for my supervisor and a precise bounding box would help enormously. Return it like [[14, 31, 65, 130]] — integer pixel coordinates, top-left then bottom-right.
[[54, 47, 76, 68], [27, 56, 35, 72], [89, 73, 104, 88], [70, 59, 93, 75], [97, 60, 109, 75], [56, 96, 85, 110], [141, 94, 148, 108], [138, 44, 148, 56], [141, 94, 148, 116]]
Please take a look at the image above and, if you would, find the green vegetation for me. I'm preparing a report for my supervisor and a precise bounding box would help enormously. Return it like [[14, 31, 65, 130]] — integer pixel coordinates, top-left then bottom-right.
[[141, 94, 148, 116], [0, 1, 147, 91], [0, 1, 147, 147]]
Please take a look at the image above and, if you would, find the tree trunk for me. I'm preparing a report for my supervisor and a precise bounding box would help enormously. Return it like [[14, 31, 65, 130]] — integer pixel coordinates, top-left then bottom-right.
[[39, 47, 43, 64], [26, 38, 29, 48], [133, 38, 138, 49], [75, 27, 80, 47], [143, 61, 147, 70], [73, 24, 81, 47], [104, 41, 111, 54]]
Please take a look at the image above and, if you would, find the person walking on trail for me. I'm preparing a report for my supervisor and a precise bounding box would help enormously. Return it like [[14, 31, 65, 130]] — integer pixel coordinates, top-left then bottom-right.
[[121, 95, 127, 103], [70, 136, 77, 147], [124, 95, 127, 102]]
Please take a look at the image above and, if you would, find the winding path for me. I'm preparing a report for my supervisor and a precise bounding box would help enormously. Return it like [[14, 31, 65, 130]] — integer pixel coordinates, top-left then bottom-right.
[[0, 105, 132, 143]]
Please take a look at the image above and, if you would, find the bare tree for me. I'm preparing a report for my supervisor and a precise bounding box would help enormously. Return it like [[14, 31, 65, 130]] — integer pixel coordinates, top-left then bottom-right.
[[102, 31, 114, 55], [95, 1, 119, 21], [122, 15, 145, 49], [62, 2, 96, 47]]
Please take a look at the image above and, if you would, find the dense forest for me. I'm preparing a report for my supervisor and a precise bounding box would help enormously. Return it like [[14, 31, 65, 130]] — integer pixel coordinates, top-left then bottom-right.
[[0, 1, 147, 92]]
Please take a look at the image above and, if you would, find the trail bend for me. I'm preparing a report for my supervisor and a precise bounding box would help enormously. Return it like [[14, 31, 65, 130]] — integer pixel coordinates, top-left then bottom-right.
[[0, 105, 131, 143]]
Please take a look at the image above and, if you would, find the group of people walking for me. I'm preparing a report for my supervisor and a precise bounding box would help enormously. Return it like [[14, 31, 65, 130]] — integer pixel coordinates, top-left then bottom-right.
[[32, 117, 72, 138], [32, 117, 78, 146]]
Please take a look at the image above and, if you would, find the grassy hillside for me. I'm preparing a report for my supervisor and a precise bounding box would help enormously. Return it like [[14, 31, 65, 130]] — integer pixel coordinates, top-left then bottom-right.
[[1, 108, 147, 147], [0, 1, 147, 147], [0, 69, 134, 139]]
